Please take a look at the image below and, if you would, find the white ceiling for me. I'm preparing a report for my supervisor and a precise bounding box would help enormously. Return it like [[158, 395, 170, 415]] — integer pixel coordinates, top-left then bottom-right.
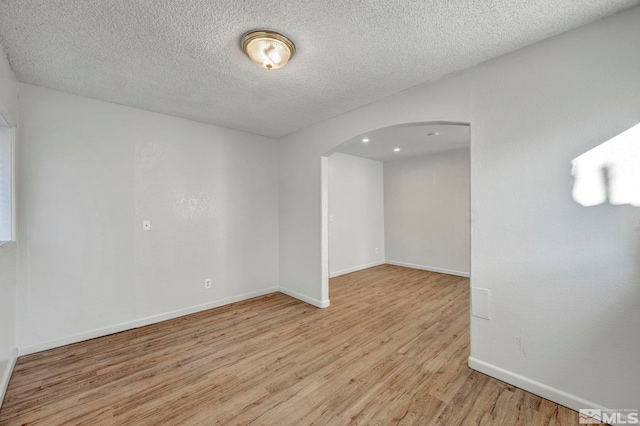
[[0, 1, 638, 138], [334, 123, 469, 162]]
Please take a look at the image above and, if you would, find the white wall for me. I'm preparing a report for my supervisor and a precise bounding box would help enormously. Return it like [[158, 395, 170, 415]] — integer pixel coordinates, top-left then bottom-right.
[[328, 153, 384, 277], [0, 43, 17, 406], [16, 84, 279, 353], [0, 127, 13, 242], [279, 6, 640, 413], [384, 148, 470, 276], [0, 129, 15, 363]]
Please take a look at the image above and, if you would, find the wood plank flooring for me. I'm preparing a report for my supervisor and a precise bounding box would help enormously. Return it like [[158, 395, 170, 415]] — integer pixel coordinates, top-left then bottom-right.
[[0, 265, 580, 425]]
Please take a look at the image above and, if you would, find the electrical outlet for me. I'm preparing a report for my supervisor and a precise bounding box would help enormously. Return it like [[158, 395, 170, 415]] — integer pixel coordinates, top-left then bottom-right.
[[143, 220, 151, 231], [204, 278, 212, 289], [375, 247, 379, 254]]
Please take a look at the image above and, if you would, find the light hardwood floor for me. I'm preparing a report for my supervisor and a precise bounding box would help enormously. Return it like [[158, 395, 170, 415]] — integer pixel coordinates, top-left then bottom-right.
[[0, 265, 580, 425]]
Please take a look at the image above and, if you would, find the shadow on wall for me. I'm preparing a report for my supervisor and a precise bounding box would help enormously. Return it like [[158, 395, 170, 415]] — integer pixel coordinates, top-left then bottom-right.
[[571, 123, 640, 207]]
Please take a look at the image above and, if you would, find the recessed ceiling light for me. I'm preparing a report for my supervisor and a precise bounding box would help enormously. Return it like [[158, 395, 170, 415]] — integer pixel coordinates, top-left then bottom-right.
[[394, 148, 400, 152], [241, 30, 296, 70], [426, 132, 439, 136], [362, 138, 370, 143]]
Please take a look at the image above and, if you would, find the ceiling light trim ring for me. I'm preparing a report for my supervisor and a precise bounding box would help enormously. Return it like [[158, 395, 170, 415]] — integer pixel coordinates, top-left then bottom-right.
[[241, 30, 296, 70]]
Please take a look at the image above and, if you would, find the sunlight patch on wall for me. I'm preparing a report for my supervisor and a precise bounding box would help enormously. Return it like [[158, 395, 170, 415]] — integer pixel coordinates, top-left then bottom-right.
[[571, 123, 640, 207]]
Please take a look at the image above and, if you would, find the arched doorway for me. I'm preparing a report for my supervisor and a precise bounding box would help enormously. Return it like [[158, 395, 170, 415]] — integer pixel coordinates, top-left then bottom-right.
[[321, 121, 471, 301]]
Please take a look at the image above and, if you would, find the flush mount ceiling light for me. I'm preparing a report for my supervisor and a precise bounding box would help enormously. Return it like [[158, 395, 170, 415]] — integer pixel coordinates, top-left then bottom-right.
[[394, 148, 401, 152], [362, 138, 370, 143], [241, 30, 296, 70], [426, 132, 439, 136]]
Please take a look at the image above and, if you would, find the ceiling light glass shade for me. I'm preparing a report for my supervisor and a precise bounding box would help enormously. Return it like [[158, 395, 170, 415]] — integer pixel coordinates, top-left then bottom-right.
[[242, 30, 296, 70]]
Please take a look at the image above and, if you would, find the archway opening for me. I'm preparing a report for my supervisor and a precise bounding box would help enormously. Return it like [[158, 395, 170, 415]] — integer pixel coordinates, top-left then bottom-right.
[[321, 121, 471, 301]]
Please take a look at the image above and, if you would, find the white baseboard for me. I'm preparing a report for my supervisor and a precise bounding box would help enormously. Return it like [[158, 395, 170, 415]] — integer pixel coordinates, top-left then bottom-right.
[[0, 348, 18, 410], [279, 286, 330, 308], [19, 287, 279, 356], [385, 260, 470, 278], [329, 260, 385, 278], [468, 357, 611, 417]]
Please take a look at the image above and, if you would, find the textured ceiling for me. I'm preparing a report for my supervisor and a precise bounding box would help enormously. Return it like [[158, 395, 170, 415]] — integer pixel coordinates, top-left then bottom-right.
[[0, 1, 638, 138], [335, 123, 469, 162]]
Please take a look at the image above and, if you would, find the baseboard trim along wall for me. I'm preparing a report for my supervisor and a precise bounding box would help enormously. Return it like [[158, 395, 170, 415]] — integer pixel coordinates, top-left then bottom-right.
[[385, 260, 470, 278], [468, 357, 611, 417], [19, 288, 279, 356], [0, 348, 18, 410], [279, 286, 330, 309], [329, 260, 386, 278]]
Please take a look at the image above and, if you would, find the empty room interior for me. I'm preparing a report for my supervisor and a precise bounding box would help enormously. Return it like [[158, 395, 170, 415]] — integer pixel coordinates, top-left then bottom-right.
[[0, 1, 639, 425]]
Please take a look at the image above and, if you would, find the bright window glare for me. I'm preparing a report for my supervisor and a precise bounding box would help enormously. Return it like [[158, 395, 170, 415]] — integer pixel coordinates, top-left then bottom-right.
[[571, 123, 640, 207]]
